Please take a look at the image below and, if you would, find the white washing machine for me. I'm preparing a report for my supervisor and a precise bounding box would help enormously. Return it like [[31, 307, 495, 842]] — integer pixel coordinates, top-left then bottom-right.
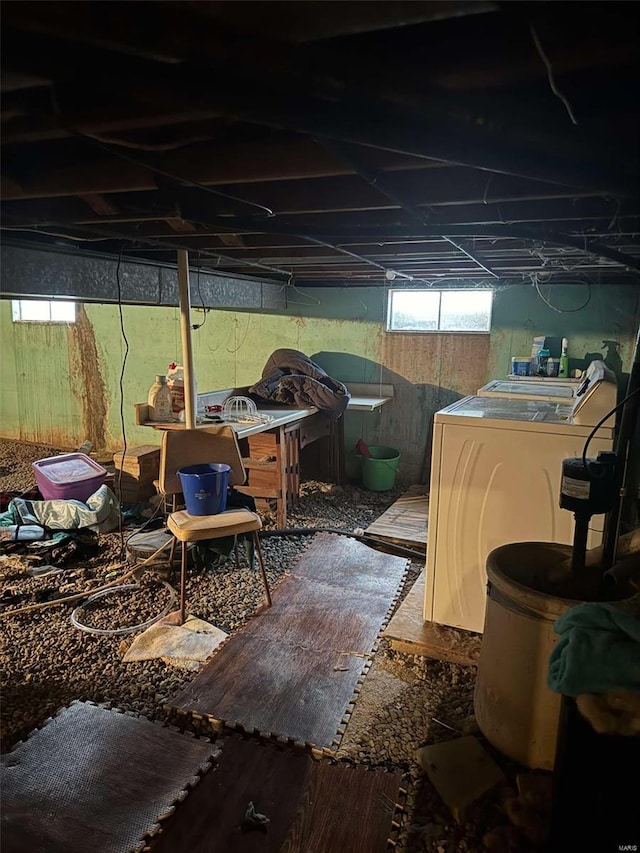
[[479, 379, 575, 403], [506, 375, 580, 385], [479, 360, 617, 409], [423, 387, 615, 634]]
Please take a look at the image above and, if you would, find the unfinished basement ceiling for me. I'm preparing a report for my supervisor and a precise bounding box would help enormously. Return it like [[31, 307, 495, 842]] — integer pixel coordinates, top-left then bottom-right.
[[1, 1, 639, 287]]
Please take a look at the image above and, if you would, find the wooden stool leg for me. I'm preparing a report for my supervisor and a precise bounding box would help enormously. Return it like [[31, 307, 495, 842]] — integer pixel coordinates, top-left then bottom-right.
[[235, 537, 241, 570], [179, 541, 187, 625], [252, 531, 272, 607]]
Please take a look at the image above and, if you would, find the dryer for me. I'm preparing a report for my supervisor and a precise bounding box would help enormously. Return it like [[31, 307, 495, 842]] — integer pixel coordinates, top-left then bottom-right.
[[424, 388, 615, 634]]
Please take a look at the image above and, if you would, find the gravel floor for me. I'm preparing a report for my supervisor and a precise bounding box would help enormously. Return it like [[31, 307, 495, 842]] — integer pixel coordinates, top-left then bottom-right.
[[0, 439, 540, 853]]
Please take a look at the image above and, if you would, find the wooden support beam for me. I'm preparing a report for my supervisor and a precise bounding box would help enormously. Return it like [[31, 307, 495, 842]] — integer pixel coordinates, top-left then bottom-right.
[[79, 194, 119, 216], [1, 71, 51, 93], [166, 219, 197, 233], [0, 137, 435, 200], [3, 197, 638, 271], [7, 189, 636, 233], [177, 250, 196, 430], [217, 233, 245, 248], [195, 0, 497, 43], [0, 175, 25, 197], [1, 109, 220, 146]]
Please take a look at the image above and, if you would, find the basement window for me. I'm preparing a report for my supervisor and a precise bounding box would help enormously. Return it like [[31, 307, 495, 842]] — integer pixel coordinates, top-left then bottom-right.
[[386, 288, 493, 333], [11, 300, 76, 323]]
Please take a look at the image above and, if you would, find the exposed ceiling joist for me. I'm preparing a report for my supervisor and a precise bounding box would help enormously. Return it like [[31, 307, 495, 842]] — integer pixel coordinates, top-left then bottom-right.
[[1, 16, 635, 197], [0, 138, 439, 201], [322, 139, 501, 277], [1, 1, 637, 286]]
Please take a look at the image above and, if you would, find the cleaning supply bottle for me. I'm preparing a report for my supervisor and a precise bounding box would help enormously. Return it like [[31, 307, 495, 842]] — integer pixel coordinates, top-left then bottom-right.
[[147, 374, 173, 422], [558, 338, 569, 378], [167, 363, 185, 415], [167, 363, 198, 415], [537, 348, 550, 376]]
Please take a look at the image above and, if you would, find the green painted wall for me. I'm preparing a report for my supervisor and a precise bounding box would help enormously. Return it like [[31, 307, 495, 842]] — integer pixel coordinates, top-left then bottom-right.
[[488, 283, 640, 384], [0, 293, 380, 453], [0, 300, 84, 447], [1, 283, 638, 483]]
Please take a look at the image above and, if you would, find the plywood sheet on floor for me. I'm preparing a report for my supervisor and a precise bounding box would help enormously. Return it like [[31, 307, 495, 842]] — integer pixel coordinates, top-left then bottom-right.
[[1, 701, 215, 853], [151, 736, 402, 853], [365, 484, 428, 550], [172, 533, 408, 747], [383, 571, 481, 665]]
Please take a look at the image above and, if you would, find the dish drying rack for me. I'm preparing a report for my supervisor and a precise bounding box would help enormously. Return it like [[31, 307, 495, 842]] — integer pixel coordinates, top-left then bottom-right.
[[221, 396, 273, 425]]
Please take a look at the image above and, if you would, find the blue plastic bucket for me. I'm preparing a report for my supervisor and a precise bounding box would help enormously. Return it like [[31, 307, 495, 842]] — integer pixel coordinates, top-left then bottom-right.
[[178, 463, 230, 516]]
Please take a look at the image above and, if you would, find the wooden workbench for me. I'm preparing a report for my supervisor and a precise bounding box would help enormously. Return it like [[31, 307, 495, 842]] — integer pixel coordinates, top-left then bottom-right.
[[135, 383, 392, 527]]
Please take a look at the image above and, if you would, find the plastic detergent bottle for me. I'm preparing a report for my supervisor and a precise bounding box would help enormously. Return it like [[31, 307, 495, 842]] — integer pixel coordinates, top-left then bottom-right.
[[536, 348, 550, 376], [147, 374, 173, 422], [167, 363, 184, 414], [167, 363, 197, 415], [558, 338, 570, 378]]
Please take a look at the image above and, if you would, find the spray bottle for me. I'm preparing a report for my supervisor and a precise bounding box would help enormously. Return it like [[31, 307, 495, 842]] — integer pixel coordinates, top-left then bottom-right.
[[602, 340, 622, 378], [558, 338, 569, 378]]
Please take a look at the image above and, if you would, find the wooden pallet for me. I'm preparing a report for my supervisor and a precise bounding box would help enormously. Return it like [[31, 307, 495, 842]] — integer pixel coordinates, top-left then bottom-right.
[[365, 485, 428, 551]]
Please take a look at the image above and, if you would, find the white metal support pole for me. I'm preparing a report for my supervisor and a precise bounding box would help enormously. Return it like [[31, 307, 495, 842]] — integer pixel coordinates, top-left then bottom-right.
[[177, 249, 197, 429]]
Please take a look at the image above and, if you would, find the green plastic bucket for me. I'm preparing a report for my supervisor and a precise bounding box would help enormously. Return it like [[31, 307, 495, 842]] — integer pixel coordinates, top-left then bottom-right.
[[361, 446, 400, 491]]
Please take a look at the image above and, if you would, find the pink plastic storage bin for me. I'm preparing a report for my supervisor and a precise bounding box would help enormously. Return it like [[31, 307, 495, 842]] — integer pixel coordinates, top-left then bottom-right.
[[32, 453, 107, 502]]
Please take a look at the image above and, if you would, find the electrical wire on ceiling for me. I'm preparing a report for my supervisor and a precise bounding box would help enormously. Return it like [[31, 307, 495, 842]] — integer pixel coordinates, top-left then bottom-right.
[[529, 24, 579, 126], [315, 138, 500, 279], [1, 226, 111, 243], [482, 174, 494, 205], [531, 272, 592, 312], [607, 197, 622, 232], [332, 275, 515, 292], [528, 246, 594, 274], [70, 129, 276, 217], [298, 233, 422, 284], [281, 273, 321, 306], [81, 131, 212, 152], [72, 222, 293, 278]]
